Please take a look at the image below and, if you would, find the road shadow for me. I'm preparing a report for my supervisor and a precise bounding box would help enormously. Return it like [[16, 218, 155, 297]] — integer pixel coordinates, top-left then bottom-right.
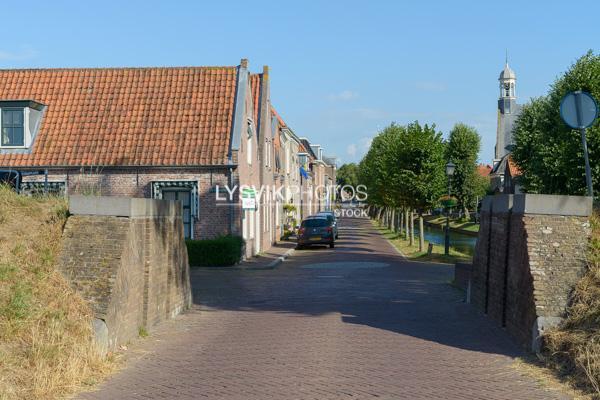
[[190, 216, 524, 359]]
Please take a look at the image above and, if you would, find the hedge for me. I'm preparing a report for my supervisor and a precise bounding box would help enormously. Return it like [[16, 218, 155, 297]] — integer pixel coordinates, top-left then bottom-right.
[[186, 235, 245, 266]]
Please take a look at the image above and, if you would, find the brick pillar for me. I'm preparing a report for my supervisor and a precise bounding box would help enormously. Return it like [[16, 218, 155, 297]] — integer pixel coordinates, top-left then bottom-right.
[[471, 193, 592, 351]]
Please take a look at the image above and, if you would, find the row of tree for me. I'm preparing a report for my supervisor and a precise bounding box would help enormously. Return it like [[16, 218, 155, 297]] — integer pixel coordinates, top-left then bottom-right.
[[337, 122, 488, 250]]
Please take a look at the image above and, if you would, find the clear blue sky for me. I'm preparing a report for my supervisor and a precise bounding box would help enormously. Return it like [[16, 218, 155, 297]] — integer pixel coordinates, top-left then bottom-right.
[[1, 1, 598, 165]]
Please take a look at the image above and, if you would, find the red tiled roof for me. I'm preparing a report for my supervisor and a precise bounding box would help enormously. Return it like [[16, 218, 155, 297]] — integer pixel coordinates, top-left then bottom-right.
[[0, 66, 238, 167], [507, 156, 521, 177], [271, 106, 286, 128], [477, 164, 492, 177]]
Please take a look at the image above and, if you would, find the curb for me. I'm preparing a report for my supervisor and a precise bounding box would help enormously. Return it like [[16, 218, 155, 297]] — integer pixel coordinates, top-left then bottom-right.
[[191, 245, 296, 271], [253, 247, 295, 270]]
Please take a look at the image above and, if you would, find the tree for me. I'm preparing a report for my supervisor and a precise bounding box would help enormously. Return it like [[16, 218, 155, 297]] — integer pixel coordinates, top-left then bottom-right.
[[398, 122, 446, 250], [512, 51, 600, 195], [359, 122, 446, 251], [446, 123, 481, 219], [336, 163, 360, 188]]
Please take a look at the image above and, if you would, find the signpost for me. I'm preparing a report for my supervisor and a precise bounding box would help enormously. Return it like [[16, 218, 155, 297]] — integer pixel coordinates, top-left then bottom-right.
[[560, 91, 598, 197], [241, 187, 257, 210]]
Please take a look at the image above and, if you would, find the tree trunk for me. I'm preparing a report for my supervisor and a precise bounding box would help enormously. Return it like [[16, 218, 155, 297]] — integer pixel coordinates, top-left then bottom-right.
[[399, 210, 404, 236], [418, 214, 425, 252], [389, 208, 394, 230], [463, 206, 470, 221], [404, 209, 409, 241], [409, 210, 414, 246]]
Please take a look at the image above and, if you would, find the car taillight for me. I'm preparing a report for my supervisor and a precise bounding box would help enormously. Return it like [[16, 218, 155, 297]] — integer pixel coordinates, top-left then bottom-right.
[[299, 228, 305, 235], [327, 227, 333, 233]]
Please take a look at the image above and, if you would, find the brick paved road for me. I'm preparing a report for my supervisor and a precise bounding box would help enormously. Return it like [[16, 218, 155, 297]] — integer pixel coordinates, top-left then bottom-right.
[[79, 217, 569, 400]]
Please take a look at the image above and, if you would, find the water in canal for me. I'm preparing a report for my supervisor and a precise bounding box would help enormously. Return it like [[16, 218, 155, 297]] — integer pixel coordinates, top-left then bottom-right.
[[413, 225, 477, 255]]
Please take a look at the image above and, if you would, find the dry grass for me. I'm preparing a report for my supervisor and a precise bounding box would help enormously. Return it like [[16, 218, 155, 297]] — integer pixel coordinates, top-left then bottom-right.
[[513, 356, 593, 400], [543, 213, 600, 398], [0, 186, 113, 399]]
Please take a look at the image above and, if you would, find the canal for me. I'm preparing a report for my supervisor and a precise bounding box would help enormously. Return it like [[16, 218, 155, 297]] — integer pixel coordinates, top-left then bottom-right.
[[414, 225, 477, 255]]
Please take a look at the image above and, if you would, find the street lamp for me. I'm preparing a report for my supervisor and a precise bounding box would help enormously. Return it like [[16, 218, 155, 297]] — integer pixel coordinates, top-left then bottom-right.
[[445, 161, 456, 256]]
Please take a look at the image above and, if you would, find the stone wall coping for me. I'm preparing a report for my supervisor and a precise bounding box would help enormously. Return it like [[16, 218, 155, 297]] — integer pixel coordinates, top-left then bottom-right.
[[480, 194, 592, 216], [69, 195, 182, 218], [512, 194, 592, 216]]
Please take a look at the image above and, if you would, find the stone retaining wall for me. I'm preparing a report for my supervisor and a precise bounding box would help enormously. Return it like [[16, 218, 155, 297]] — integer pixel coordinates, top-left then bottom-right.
[[471, 194, 592, 351], [59, 196, 192, 353]]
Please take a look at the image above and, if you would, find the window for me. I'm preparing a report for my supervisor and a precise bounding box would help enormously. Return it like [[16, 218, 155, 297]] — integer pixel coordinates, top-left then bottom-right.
[[21, 181, 66, 197], [247, 123, 253, 166], [2, 108, 24, 147]]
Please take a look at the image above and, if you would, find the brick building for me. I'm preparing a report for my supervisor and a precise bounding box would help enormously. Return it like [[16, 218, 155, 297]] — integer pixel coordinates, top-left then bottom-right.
[[0, 59, 336, 257], [0, 60, 266, 257]]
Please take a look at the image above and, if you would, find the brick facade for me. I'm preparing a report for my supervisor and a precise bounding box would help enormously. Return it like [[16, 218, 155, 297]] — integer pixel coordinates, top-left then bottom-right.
[[22, 167, 236, 240]]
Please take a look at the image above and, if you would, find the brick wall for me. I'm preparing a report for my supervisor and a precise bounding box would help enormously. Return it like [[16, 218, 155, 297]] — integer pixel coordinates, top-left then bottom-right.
[[471, 194, 592, 351], [59, 196, 192, 351], [22, 167, 236, 241]]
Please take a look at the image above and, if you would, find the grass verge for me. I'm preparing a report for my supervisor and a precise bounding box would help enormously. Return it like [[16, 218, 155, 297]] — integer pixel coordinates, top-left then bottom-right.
[[424, 215, 480, 233], [372, 220, 472, 264], [0, 186, 114, 399]]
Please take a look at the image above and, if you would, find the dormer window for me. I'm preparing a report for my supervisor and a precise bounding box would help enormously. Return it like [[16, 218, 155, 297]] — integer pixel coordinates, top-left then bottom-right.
[[0, 100, 45, 150], [2, 108, 24, 147]]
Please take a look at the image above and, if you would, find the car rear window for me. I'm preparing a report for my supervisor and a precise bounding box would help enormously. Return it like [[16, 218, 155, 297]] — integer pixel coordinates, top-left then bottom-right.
[[303, 219, 329, 227]]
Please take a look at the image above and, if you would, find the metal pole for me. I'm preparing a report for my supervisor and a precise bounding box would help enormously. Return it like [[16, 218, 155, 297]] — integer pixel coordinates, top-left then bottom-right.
[[580, 128, 594, 197], [445, 175, 450, 256]]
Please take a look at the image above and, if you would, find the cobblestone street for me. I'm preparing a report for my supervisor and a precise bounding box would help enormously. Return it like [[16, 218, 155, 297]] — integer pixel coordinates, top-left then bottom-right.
[[79, 217, 569, 400]]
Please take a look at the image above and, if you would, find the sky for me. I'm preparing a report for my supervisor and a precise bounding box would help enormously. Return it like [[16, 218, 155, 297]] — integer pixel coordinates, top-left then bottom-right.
[[1, 1, 598, 165]]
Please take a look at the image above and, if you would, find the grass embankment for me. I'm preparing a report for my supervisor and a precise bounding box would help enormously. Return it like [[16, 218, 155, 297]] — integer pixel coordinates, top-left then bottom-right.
[[372, 220, 472, 264], [424, 215, 479, 234], [542, 213, 600, 397], [0, 186, 112, 399]]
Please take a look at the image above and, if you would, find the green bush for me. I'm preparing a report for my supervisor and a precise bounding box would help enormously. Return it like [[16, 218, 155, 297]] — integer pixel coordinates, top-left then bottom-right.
[[186, 235, 244, 267]]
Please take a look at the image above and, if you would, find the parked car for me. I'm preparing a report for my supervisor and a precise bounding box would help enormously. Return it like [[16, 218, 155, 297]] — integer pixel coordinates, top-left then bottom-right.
[[316, 211, 339, 239], [297, 216, 335, 249]]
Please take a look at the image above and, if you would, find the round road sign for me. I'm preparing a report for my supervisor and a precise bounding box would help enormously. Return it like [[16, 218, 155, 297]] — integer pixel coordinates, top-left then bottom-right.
[[560, 91, 598, 129]]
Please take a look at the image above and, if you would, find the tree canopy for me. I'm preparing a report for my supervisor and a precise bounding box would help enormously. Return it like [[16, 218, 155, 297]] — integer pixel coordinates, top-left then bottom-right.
[[446, 123, 487, 217], [512, 51, 600, 195], [359, 122, 446, 212], [336, 163, 360, 188]]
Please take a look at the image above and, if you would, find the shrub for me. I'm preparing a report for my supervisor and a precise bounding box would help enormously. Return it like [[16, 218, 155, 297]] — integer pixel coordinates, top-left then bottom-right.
[[186, 235, 244, 266]]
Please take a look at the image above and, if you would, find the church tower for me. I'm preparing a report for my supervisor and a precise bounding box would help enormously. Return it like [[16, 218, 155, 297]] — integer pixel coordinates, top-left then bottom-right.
[[495, 60, 521, 164]]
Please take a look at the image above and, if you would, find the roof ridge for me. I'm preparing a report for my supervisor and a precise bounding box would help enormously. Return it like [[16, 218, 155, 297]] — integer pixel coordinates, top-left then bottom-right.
[[0, 65, 238, 72]]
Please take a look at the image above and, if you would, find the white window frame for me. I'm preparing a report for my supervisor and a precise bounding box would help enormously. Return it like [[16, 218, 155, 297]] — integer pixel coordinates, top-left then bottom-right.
[[0, 107, 29, 149], [247, 121, 254, 166]]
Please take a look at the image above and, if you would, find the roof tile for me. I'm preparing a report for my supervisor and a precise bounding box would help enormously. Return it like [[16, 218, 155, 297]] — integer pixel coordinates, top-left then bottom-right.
[[0, 66, 238, 167]]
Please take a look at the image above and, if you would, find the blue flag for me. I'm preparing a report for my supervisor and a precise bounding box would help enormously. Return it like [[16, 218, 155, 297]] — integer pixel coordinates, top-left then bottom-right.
[[299, 166, 310, 179]]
